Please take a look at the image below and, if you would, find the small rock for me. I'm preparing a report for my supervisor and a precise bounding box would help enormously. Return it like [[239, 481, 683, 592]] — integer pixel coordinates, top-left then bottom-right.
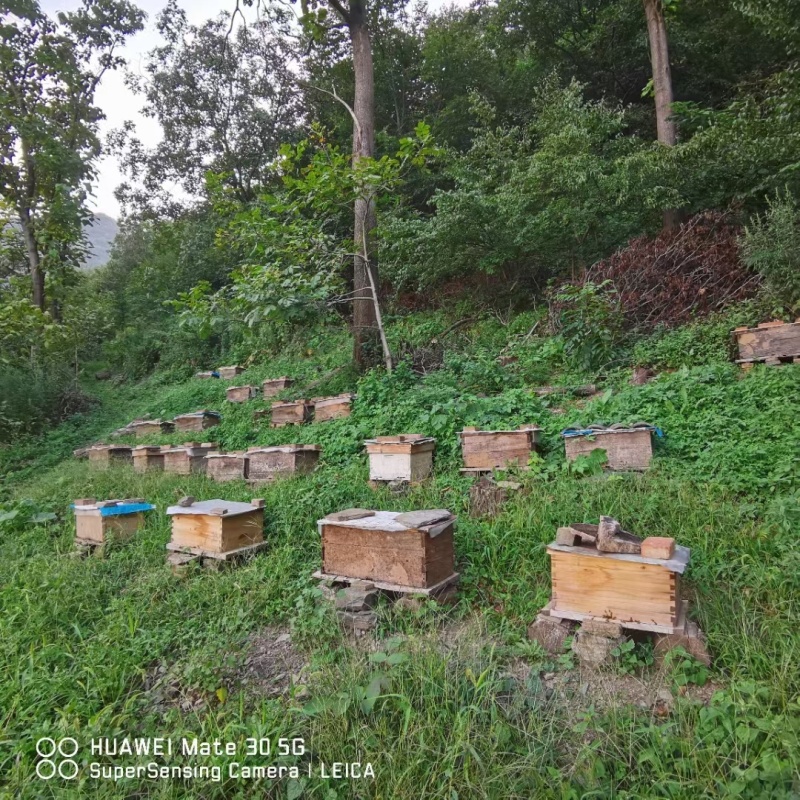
[[580, 618, 623, 638], [275, 633, 291, 644], [178, 496, 196, 507], [527, 613, 573, 655], [339, 610, 378, 633], [572, 631, 625, 667]]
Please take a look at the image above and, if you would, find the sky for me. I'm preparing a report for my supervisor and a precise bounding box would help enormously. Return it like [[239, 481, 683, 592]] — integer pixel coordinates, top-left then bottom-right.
[[40, 0, 465, 219]]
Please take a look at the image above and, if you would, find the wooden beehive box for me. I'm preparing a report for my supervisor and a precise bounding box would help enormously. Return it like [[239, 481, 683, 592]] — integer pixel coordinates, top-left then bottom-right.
[[166, 499, 264, 556], [563, 426, 654, 471], [206, 452, 249, 482], [459, 426, 542, 472], [546, 537, 690, 633], [88, 445, 133, 468], [173, 410, 221, 432], [364, 435, 436, 483], [262, 376, 294, 398], [226, 385, 259, 403], [128, 419, 175, 437], [162, 443, 218, 475], [247, 445, 321, 483], [217, 365, 244, 379], [132, 445, 165, 473], [270, 399, 313, 427], [73, 498, 154, 545], [318, 508, 457, 590], [312, 393, 355, 422], [733, 319, 800, 367]]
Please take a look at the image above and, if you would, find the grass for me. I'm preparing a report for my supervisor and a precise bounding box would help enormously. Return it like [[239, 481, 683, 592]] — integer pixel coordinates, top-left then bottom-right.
[[1, 311, 799, 798]]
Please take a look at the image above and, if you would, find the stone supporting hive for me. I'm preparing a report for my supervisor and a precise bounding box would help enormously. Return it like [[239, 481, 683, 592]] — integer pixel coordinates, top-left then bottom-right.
[[88, 445, 133, 468], [217, 365, 244, 379], [545, 520, 689, 633], [162, 443, 218, 475], [166, 499, 265, 557], [459, 426, 542, 472], [72, 498, 154, 546], [127, 419, 175, 437], [733, 319, 800, 368], [562, 425, 655, 471], [317, 508, 458, 591], [132, 445, 165, 473], [261, 376, 294, 397], [247, 445, 321, 483], [312, 393, 355, 422], [226, 385, 259, 403], [364, 435, 435, 483], [206, 451, 249, 482], [173, 410, 221, 432], [270, 399, 313, 427]]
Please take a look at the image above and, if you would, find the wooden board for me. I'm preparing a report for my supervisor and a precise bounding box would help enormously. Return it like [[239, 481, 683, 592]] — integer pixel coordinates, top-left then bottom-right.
[[75, 512, 144, 544], [544, 600, 687, 636], [247, 447, 320, 482], [88, 446, 133, 467], [206, 454, 249, 481], [548, 548, 679, 628], [261, 377, 293, 397], [460, 429, 540, 470], [217, 365, 244, 379], [166, 540, 269, 562], [734, 321, 800, 360], [270, 401, 313, 427], [173, 413, 220, 432], [313, 394, 354, 422], [226, 385, 259, 403], [312, 569, 460, 596], [367, 450, 433, 482], [320, 519, 455, 588], [169, 509, 263, 553], [132, 450, 164, 473], [564, 429, 653, 471]]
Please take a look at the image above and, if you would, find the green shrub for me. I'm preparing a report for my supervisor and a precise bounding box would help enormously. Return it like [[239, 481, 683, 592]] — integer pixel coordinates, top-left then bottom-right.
[[741, 193, 800, 312]]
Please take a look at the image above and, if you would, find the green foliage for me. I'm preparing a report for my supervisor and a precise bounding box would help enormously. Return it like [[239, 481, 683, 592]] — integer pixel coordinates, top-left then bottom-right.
[[611, 639, 654, 675], [551, 280, 624, 371], [664, 647, 710, 689], [741, 192, 800, 312]]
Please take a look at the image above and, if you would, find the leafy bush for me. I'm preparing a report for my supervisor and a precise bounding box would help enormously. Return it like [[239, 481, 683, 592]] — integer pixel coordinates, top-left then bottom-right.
[[741, 192, 800, 312], [549, 280, 623, 371]]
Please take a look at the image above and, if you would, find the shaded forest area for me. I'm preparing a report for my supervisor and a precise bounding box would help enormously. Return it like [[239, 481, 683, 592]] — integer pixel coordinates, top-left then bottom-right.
[[1, 0, 799, 437]]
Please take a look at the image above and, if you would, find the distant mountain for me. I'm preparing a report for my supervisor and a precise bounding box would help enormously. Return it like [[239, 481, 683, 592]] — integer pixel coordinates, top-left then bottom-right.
[[81, 213, 119, 270]]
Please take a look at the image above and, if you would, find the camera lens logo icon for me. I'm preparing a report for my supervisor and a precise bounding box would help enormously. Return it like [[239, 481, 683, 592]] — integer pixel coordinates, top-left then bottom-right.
[[36, 738, 79, 780]]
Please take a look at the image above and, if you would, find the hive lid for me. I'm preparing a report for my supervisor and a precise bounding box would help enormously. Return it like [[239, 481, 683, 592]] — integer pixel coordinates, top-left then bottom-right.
[[363, 434, 434, 444], [460, 426, 542, 437], [547, 542, 690, 574], [72, 500, 155, 516], [133, 445, 163, 452], [174, 410, 222, 419], [561, 424, 660, 438], [319, 509, 454, 536], [166, 499, 262, 517], [246, 444, 322, 453]]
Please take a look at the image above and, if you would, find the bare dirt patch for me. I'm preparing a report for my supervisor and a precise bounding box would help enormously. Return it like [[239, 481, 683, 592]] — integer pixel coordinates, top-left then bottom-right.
[[235, 626, 308, 700]]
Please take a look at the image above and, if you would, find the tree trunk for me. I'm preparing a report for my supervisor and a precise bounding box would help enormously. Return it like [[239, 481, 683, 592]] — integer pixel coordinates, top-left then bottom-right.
[[643, 0, 679, 230], [348, 0, 379, 369], [19, 210, 45, 310]]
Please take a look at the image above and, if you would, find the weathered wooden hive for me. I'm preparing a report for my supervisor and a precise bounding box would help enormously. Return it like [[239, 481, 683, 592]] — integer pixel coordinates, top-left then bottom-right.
[[312, 393, 355, 422], [270, 399, 313, 427], [217, 365, 245, 379], [317, 508, 458, 591], [132, 445, 165, 473], [459, 426, 542, 472], [226, 385, 259, 403], [247, 444, 321, 483], [194, 371, 217, 379], [206, 451, 249, 482], [562, 424, 656, 471], [733, 319, 800, 369], [173, 410, 221, 432], [261, 376, 294, 398], [162, 443, 218, 475], [166, 499, 265, 556], [364, 434, 436, 483], [72, 498, 154, 546], [88, 445, 133, 468], [545, 518, 688, 633], [127, 419, 175, 437]]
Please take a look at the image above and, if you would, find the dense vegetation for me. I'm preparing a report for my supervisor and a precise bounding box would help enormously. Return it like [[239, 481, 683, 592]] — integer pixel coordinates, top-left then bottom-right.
[[1, 0, 800, 796]]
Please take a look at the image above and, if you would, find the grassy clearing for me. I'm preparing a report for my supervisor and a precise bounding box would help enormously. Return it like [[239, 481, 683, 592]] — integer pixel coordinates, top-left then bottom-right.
[[1, 313, 799, 798]]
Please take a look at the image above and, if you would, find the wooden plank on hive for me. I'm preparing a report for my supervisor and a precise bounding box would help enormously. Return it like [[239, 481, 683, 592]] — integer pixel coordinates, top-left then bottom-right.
[[312, 569, 459, 596]]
